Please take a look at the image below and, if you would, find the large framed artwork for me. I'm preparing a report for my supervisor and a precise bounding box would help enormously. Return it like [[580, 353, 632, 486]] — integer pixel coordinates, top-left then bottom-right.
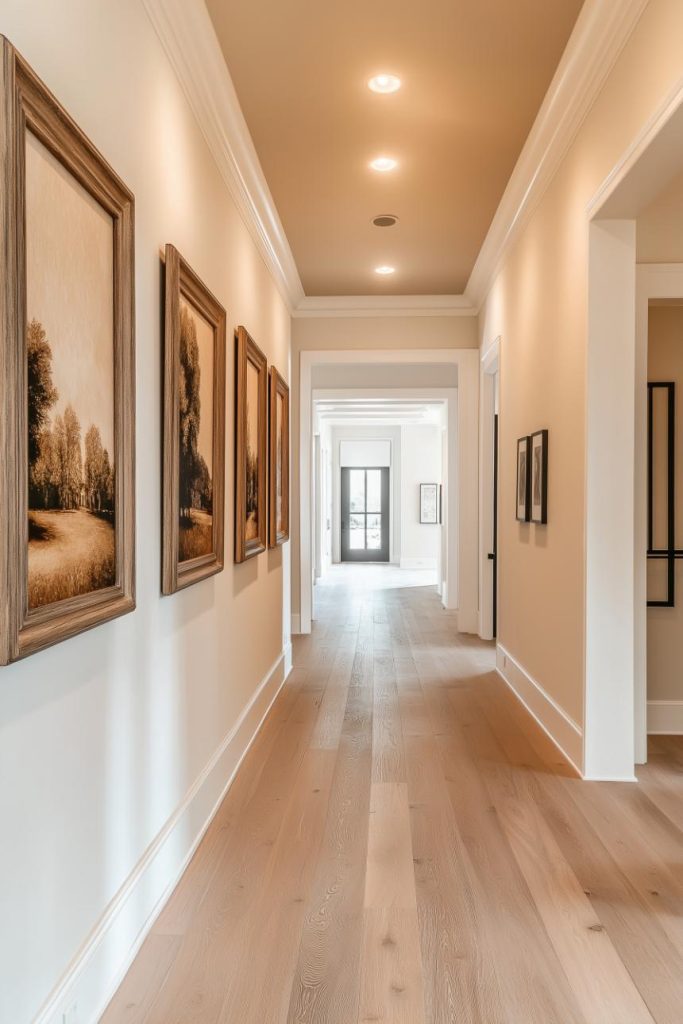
[[269, 366, 289, 547], [516, 436, 531, 522], [162, 245, 226, 594], [530, 429, 548, 525], [0, 38, 135, 664], [235, 327, 267, 561], [419, 483, 440, 524]]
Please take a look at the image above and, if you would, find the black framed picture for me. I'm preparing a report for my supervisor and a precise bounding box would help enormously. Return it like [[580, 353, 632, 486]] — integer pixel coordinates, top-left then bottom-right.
[[420, 483, 439, 524], [530, 429, 548, 524], [516, 436, 531, 522]]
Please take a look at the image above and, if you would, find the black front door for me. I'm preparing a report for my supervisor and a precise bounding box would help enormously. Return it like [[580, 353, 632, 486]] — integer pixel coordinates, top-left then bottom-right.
[[340, 467, 390, 562]]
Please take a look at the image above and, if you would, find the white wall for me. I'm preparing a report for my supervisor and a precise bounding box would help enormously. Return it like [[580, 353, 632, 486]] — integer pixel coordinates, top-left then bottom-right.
[[330, 426, 401, 564], [0, 4, 290, 1023], [400, 425, 442, 570]]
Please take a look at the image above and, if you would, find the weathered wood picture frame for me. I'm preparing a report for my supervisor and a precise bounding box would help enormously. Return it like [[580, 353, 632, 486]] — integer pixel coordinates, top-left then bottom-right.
[[530, 428, 549, 525], [516, 435, 531, 522], [162, 244, 226, 594], [268, 366, 289, 548], [0, 37, 135, 664], [235, 326, 267, 562]]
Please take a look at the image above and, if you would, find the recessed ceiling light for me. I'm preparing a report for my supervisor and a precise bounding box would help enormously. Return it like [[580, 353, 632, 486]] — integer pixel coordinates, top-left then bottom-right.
[[368, 74, 401, 94], [370, 156, 397, 172], [373, 214, 399, 227], [375, 265, 396, 276]]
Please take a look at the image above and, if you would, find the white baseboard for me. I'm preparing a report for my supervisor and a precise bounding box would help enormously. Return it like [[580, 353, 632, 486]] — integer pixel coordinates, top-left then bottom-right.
[[496, 643, 583, 775], [291, 613, 301, 635], [35, 649, 291, 1024], [399, 557, 438, 570], [284, 640, 293, 676], [648, 700, 683, 734]]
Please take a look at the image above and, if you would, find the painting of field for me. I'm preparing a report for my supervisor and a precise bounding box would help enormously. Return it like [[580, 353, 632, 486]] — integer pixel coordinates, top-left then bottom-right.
[[178, 297, 214, 561], [25, 130, 116, 609], [245, 357, 259, 542], [28, 510, 115, 607]]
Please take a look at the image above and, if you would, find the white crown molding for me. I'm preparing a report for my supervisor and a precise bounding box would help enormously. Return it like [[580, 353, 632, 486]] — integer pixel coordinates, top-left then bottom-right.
[[465, 0, 648, 312], [142, 0, 304, 311], [144, 0, 648, 321], [293, 294, 476, 318]]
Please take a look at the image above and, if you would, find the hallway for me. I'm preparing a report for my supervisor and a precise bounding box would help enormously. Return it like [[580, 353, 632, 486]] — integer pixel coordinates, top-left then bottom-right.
[[104, 567, 683, 1024]]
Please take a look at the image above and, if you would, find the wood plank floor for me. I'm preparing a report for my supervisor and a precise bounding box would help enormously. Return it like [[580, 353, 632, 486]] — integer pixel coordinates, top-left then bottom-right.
[[102, 565, 683, 1024]]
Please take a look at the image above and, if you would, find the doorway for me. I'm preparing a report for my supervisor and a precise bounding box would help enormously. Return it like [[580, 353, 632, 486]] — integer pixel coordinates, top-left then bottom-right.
[[491, 413, 499, 638], [340, 467, 390, 562]]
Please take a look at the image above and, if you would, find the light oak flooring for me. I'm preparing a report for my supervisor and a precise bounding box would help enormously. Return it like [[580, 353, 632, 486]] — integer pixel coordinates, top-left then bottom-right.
[[102, 565, 683, 1024]]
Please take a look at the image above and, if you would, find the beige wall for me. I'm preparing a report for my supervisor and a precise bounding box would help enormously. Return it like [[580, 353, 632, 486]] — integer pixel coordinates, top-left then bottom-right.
[[0, 3, 290, 1021], [647, 305, 683, 701], [638, 167, 683, 262], [291, 314, 476, 617], [479, 0, 683, 727]]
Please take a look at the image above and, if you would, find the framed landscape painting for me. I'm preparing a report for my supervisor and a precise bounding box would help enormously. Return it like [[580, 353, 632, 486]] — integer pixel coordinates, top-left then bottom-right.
[[516, 435, 531, 522], [530, 429, 548, 525], [0, 37, 135, 664], [235, 327, 267, 562], [269, 367, 289, 547], [162, 244, 226, 594]]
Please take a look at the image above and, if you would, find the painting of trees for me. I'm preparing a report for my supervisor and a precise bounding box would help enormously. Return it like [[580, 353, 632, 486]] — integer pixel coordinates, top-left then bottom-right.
[[84, 424, 114, 513], [26, 319, 117, 607], [27, 319, 114, 519], [178, 301, 213, 517]]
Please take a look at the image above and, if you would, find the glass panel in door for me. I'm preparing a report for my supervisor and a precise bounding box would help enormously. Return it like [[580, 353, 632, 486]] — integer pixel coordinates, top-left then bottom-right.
[[340, 467, 390, 562]]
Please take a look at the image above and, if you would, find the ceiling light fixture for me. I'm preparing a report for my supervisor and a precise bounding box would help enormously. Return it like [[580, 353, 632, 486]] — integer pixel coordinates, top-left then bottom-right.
[[370, 156, 397, 172], [368, 73, 401, 94], [375, 265, 395, 276], [373, 214, 399, 227]]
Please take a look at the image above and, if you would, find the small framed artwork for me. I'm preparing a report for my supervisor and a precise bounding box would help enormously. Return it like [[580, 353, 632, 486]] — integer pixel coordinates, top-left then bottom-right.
[[530, 429, 549, 524], [161, 244, 226, 594], [516, 436, 531, 522], [235, 326, 268, 561], [0, 37, 135, 663], [420, 483, 439, 524], [269, 366, 289, 547]]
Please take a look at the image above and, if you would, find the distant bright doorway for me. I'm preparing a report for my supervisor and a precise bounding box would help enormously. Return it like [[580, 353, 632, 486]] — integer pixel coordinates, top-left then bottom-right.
[[340, 467, 390, 562]]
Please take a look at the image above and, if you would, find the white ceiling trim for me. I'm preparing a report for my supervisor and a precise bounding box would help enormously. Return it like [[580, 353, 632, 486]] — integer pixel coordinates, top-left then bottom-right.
[[142, 0, 305, 310], [144, 0, 647, 319], [465, 0, 648, 311], [293, 294, 476, 318]]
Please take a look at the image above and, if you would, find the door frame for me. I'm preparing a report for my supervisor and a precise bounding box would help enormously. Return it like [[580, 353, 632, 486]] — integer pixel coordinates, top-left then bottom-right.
[[298, 353, 479, 635], [331, 430, 397, 566], [479, 337, 500, 640], [635, 264, 683, 762]]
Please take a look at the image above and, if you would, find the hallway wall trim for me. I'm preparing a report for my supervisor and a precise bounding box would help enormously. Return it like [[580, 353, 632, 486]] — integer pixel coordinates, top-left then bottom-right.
[[496, 643, 583, 776], [466, 0, 648, 309], [293, 295, 477, 318], [647, 701, 683, 735], [142, 0, 304, 309], [35, 649, 291, 1024]]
